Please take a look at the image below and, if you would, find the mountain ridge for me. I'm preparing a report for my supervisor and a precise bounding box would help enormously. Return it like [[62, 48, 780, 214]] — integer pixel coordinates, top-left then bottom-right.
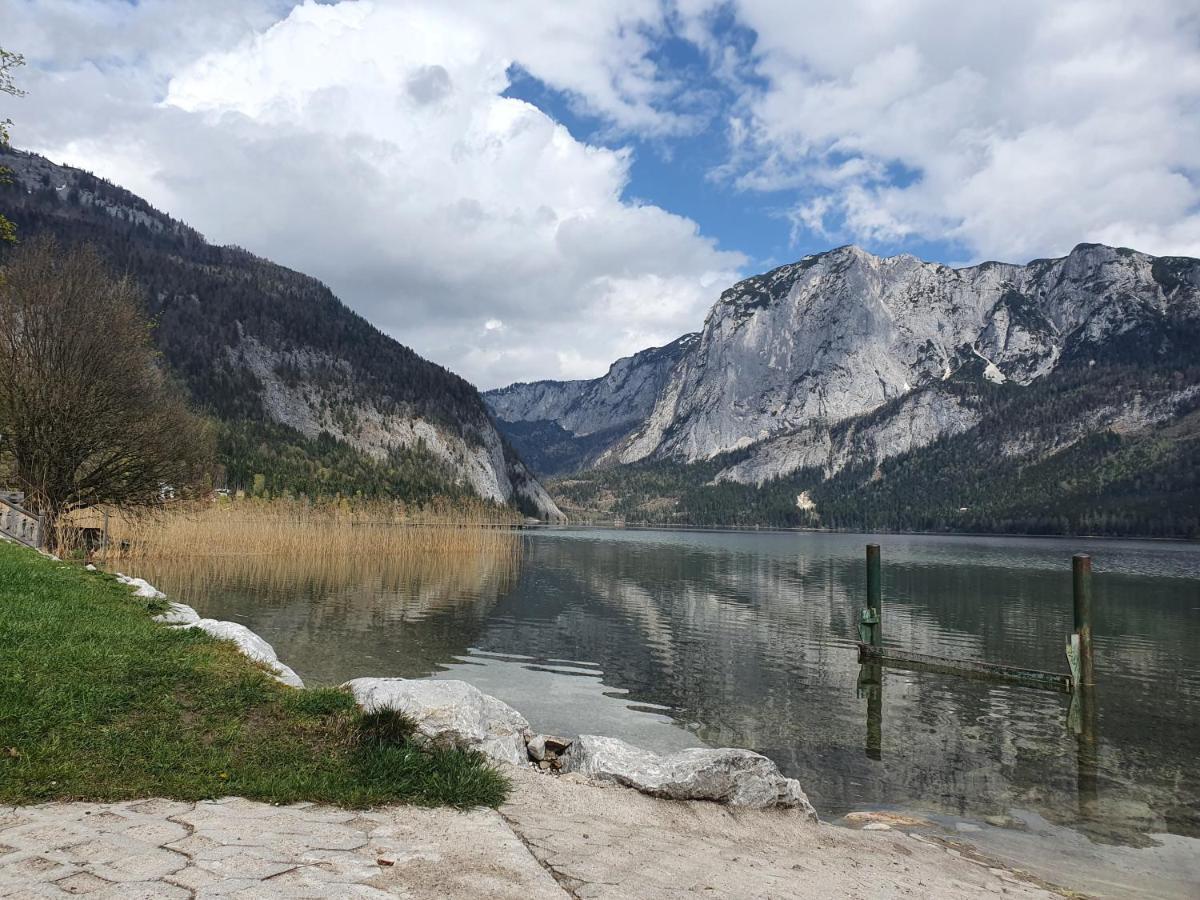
[[486, 241, 1199, 535]]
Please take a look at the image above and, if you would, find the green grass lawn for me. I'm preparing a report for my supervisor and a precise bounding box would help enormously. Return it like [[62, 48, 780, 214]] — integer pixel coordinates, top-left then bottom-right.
[[0, 541, 507, 808]]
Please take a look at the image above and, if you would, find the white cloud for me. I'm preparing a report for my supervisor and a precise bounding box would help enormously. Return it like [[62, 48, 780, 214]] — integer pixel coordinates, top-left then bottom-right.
[[1, 0, 743, 388], [5, 0, 1199, 394], [706, 0, 1200, 261]]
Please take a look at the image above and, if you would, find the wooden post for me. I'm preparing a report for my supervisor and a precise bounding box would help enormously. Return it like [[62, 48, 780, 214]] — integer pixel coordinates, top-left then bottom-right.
[[866, 543, 882, 648], [1072, 554, 1095, 687]]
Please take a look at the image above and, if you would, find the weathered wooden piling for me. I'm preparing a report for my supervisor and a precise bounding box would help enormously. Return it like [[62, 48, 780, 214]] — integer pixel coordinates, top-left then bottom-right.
[[1072, 554, 1095, 687], [857, 662, 883, 760], [862, 543, 882, 648]]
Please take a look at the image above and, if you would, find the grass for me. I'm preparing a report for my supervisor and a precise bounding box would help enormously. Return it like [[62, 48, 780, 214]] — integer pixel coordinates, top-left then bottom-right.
[[0, 540, 509, 808], [66, 497, 520, 563]]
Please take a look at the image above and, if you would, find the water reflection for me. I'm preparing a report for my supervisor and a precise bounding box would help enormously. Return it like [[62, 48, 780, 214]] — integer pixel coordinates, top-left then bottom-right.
[[129, 529, 1200, 871]]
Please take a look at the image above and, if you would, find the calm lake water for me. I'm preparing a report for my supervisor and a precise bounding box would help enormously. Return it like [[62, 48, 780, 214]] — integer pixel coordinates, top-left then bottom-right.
[[130, 529, 1200, 897]]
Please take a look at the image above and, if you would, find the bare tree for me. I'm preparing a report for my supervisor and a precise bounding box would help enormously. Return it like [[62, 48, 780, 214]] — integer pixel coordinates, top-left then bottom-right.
[[0, 47, 24, 243], [0, 236, 213, 543]]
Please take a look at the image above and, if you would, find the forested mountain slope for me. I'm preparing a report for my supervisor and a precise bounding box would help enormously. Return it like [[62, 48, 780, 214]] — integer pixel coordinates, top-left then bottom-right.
[[0, 147, 562, 519]]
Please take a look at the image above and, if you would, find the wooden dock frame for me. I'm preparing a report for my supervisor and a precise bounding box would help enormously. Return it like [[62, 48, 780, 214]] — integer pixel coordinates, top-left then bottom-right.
[[854, 544, 1089, 695], [856, 642, 1073, 693]]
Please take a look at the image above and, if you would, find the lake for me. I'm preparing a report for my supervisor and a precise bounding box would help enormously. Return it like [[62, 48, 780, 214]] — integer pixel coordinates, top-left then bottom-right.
[[128, 528, 1200, 897]]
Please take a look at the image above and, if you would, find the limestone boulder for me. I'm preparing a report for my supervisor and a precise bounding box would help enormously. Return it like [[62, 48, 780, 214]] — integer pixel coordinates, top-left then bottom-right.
[[177, 618, 304, 688], [563, 734, 817, 815], [152, 602, 201, 625], [344, 678, 530, 766], [115, 573, 166, 599]]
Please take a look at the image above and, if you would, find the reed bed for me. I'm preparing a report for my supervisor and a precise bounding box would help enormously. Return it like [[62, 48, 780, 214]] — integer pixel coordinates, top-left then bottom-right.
[[127, 537, 521, 611], [67, 498, 522, 562]]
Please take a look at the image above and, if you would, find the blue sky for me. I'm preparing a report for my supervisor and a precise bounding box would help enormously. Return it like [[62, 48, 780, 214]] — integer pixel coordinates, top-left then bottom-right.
[[504, 14, 804, 273], [5, 0, 1199, 386], [504, 22, 966, 274]]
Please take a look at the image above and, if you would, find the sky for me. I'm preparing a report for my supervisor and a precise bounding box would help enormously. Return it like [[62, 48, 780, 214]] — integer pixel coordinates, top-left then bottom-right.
[[3, 0, 1199, 389]]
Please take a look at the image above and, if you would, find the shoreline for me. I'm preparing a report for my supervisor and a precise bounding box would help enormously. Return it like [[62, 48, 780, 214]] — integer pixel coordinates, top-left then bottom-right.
[[22, 543, 1197, 896], [95, 560, 1081, 896]]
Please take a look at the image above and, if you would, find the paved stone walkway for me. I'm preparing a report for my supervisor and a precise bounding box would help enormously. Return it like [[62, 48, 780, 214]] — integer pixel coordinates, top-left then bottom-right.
[[0, 772, 1068, 899], [0, 797, 563, 899], [499, 766, 1063, 900]]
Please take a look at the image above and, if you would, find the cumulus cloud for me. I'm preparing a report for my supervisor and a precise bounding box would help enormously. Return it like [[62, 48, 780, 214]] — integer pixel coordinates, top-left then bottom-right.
[[1, 0, 743, 388], [4, 0, 1199, 390], [703, 0, 1200, 261]]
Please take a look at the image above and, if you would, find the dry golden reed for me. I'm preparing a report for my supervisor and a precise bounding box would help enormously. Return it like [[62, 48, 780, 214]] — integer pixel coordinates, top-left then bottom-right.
[[69, 498, 522, 563], [124, 532, 523, 624]]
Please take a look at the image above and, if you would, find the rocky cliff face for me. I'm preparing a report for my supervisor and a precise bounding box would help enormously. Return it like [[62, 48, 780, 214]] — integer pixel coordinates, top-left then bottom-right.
[[487, 334, 697, 439], [488, 243, 1200, 488], [483, 334, 696, 475], [1, 148, 564, 520]]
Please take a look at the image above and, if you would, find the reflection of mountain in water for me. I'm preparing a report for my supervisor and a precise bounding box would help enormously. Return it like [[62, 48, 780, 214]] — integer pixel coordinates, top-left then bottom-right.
[[473, 535, 1198, 842], [135, 530, 1200, 849], [131, 549, 520, 684]]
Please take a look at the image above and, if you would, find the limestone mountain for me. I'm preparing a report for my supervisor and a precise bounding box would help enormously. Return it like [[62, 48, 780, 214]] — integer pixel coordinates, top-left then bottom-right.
[[486, 243, 1200, 535], [484, 333, 697, 476], [0, 147, 562, 520]]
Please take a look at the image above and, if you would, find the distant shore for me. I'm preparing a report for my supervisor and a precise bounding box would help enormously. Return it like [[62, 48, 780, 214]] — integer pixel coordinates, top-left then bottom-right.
[[522, 520, 1200, 544]]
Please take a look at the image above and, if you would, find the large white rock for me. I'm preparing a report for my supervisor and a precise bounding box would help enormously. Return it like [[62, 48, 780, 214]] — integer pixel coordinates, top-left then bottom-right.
[[152, 602, 201, 625], [344, 678, 530, 766], [177, 618, 304, 689], [564, 734, 817, 816], [115, 573, 166, 599]]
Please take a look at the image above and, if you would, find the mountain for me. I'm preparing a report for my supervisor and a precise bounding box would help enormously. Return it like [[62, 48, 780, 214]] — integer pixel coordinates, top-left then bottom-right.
[[0, 147, 563, 520], [484, 333, 697, 476], [485, 243, 1200, 536]]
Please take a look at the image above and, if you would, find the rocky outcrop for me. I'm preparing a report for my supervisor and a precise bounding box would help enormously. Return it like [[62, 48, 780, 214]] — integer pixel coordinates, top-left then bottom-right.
[[344, 677, 531, 766], [563, 734, 817, 815], [712, 383, 982, 486], [233, 335, 565, 522]]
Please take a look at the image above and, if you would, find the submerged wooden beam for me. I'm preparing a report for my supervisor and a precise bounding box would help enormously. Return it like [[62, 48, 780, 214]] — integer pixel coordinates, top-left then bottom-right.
[[857, 643, 1073, 694]]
